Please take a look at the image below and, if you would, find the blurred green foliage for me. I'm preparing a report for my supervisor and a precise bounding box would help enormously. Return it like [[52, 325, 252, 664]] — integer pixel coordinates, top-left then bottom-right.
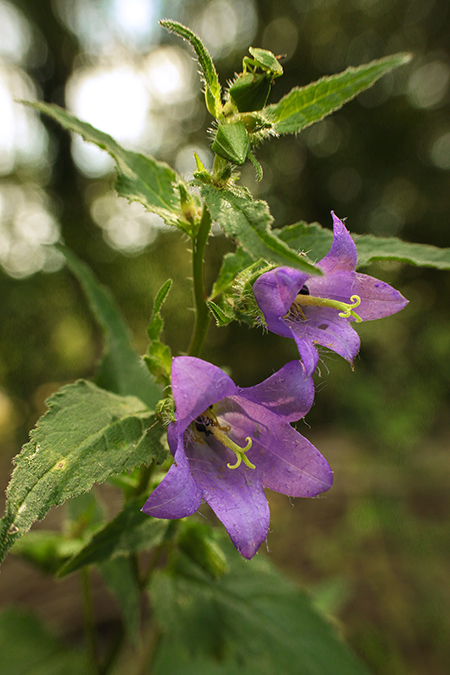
[[1, 0, 450, 673]]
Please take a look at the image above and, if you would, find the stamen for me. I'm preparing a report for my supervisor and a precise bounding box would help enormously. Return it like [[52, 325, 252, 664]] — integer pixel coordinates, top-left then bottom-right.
[[292, 292, 363, 323], [338, 295, 361, 320], [209, 426, 255, 470], [193, 409, 255, 470]]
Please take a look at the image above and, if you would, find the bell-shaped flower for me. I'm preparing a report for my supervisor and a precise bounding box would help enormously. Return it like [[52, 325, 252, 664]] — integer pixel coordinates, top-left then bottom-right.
[[142, 356, 332, 559], [253, 212, 408, 376]]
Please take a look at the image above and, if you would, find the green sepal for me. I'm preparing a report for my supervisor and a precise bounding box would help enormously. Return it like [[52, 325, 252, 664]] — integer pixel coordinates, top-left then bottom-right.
[[248, 47, 283, 76], [229, 72, 273, 113], [212, 121, 251, 165], [229, 47, 283, 113], [207, 299, 235, 327]]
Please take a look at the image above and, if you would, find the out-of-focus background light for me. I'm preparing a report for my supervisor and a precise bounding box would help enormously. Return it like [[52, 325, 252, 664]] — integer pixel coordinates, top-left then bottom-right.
[[1, 4, 450, 670]]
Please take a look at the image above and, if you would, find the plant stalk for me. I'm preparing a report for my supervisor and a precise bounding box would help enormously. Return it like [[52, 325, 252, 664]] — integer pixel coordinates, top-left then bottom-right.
[[188, 205, 212, 357]]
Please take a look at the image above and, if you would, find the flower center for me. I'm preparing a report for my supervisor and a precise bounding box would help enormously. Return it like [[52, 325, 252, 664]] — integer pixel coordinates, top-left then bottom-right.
[[287, 290, 362, 323], [194, 408, 255, 470]]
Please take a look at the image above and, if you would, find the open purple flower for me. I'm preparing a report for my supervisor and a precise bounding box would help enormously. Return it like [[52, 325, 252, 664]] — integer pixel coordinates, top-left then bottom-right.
[[253, 212, 408, 376], [142, 356, 332, 559]]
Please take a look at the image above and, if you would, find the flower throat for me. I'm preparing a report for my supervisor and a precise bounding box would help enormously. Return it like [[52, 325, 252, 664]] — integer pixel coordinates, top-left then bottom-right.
[[287, 284, 362, 322], [194, 407, 255, 470]]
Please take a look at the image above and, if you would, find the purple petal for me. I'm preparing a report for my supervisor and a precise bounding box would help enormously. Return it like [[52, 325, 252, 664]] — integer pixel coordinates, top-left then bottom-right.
[[319, 213, 357, 273], [171, 356, 237, 431], [220, 401, 333, 497], [253, 267, 308, 325], [308, 271, 408, 321], [347, 272, 409, 320], [291, 335, 320, 377], [287, 307, 360, 365], [239, 361, 314, 420], [185, 434, 269, 559], [142, 436, 201, 519]]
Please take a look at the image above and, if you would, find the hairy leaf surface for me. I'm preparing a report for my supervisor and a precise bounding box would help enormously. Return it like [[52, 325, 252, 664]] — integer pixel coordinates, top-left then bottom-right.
[[24, 101, 188, 227], [0, 381, 164, 564], [201, 185, 319, 273], [264, 53, 411, 135], [278, 221, 450, 269]]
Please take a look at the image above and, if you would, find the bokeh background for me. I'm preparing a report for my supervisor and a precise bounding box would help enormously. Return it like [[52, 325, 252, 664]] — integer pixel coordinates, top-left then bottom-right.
[[1, 0, 450, 673]]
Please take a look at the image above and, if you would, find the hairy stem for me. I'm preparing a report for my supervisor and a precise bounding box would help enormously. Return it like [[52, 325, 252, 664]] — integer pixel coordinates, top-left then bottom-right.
[[188, 205, 212, 357]]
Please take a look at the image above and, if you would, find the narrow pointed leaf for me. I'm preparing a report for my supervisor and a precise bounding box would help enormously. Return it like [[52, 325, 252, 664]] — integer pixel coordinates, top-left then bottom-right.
[[0, 380, 165, 565], [207, 300, 235, 327], [160, 20, 221, 116], [201, 184, 319, 273], [23, 101, 188, 228], [60, 246, 162, 408], [264, 53, 412, 135], [58, 496, 169, 576], [277, 221, 450, 269]]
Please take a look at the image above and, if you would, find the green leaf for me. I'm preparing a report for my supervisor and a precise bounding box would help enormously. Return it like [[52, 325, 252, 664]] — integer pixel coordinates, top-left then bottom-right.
[[276, 221, 333, 261], [277, 221, 450, 270], [150, 536, 370, 675], [0, 380, 165, 565], [58, 496, 169, 576], [0, 607, 93, 675], [354, 234, 450, 269], [99, 557, 141, 645], [264, 53, 412, 135], [60, 246, 162, 408], [200, 184, 319, 273], [11, 531, 84, 575], [24, 101, 188, 228], [210, 248, 254, 299], [160, 20, 221, 117], [207, 300, 235, 327], [145, 279, 173, 385]]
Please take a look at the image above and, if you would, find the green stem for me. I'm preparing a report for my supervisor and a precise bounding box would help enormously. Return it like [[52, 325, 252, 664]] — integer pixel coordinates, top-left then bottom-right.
[[81, 568, 99, 672], [188, 205, 212, 357]]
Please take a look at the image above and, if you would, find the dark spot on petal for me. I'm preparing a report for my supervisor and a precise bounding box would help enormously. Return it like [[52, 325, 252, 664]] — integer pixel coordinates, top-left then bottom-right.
[[318, 323, 328, 330], [299, 284, 310, 295]]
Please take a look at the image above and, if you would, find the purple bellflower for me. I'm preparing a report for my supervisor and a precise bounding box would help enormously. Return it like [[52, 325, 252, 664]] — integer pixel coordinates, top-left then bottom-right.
[[253, 212, 408, 377], [142, 356, 332, 559]]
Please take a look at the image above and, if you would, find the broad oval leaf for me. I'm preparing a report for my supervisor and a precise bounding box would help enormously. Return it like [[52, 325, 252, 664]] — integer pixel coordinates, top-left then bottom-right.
[[0, 380, 165, 565], [264, 53, 412, 135]]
